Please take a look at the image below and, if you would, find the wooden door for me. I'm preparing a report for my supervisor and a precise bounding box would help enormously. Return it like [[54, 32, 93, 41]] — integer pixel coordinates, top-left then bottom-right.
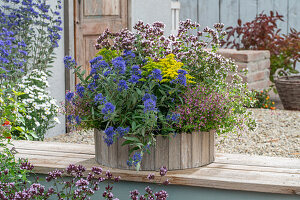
[[74, 0, 128, 79]]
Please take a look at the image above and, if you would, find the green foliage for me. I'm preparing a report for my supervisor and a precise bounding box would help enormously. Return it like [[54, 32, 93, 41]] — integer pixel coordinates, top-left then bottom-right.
[[222, 11, 300, 82]]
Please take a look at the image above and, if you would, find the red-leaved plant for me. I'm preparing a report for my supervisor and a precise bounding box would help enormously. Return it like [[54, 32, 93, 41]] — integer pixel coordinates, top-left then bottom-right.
[[221, 11, 300, 82]]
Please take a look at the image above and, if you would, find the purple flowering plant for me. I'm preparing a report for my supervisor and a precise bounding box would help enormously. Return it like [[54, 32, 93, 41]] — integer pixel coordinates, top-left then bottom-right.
[[64, 20, 255, 170]]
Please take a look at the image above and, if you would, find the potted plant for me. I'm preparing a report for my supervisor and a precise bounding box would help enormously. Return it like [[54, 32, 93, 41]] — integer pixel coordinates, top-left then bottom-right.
[[64, 20, 255, 170]]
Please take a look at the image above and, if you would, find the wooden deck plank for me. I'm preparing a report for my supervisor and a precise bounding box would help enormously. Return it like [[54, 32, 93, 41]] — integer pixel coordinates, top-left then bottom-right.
[[12, 140, 95, 155], [215, 153, 300, 169], [10, 140, 300, 195]]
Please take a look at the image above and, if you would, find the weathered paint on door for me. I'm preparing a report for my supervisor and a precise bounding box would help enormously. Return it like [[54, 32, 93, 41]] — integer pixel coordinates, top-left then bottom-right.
[[74, 0, 127, 80]]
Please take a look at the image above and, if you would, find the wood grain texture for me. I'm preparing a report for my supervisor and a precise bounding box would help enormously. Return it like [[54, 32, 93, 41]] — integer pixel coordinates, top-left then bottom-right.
[[117, 138, 129, 169], [155, 136, 169, 170], [239, 0, 257, 24], [191, 132, 201, 167], [201, 131, 210, 165], [209, 130, 215, 163], [93, 130, 213, 170], [197, 0, 220, 28], [220, 0, 239, 27], [180, 133, 192, 169], [169, 134, 181, 170], [13, 141, 300, 195], [141, 144, 155, 171]]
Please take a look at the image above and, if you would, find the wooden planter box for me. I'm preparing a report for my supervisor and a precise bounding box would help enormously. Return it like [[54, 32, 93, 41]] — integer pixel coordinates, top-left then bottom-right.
[[94, 129, 215, 171]]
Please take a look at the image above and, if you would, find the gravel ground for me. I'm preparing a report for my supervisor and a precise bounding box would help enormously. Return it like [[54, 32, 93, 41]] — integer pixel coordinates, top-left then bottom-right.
[[45, 108, 300, 159]]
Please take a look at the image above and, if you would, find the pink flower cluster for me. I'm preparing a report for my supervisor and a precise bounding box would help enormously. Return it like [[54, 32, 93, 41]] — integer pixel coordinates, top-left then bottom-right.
[[175, 85, 232, 133]]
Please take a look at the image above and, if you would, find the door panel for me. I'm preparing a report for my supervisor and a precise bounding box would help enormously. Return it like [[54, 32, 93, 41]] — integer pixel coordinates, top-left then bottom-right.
[[83, 0, 120, 16], [75, 0, 127, 82]]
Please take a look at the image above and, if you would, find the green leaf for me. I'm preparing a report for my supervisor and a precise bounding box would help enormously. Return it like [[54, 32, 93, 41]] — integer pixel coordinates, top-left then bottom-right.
[[123, 136, 141, 143]]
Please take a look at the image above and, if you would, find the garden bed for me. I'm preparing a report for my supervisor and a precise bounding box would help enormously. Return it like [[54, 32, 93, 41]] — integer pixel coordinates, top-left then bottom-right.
[[45, 108, 300, 159]]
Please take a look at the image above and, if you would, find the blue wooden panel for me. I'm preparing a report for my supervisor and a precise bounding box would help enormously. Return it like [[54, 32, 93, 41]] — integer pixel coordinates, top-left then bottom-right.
[[197, 0, 220, 28], [288, 0, 300, 31], [220, 0, 239, 27], [239, 0, 257, 24], [273, 0, 288, 34], [30, 174, 300, 200], [288, 0, 300, 71], [179, 0, 198, 22], [257, 0, 273, 14]]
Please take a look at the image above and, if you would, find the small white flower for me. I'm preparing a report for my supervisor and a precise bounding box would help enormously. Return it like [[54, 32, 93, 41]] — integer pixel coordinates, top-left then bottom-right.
[[19, 84, 25, 88], [45, 111, 51, 115], [26, 115, 32, 120], [24, 88, 30, 94], [38, 96, 43, 100], [50, 99, 57, 104], [35, 121, 40, 126], [41, 115, 46, 120], [53, 117, 61, 124], [33, 102, 37, 107]]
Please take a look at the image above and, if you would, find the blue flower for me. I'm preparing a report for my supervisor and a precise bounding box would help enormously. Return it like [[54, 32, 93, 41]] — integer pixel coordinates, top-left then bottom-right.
[[104, 126, 116, 146], [75, 116, 81, 124], [123, 50, 135, 58], [76, 84, 85, 98], [94, 93, 106, 104], [90, 60, 109, 75], [112, 56, 126, 74], [102, 102, 115, 115], [129, 75, 141, 83], [131, 65, 141, 75], [90, 56, 103, 65], [149, 68, 162, 81], [144, 98, 157, 113], [88, 81, 97, 92], [167, 113, 180, 123], [103, 70, 111, 77], [176, 69, 187, 86], [132, 152, 142, 167], [65, 91, 74, 101], [117, 80, 128, 91], [64, 56, 76, 69], [115, 126, 130, 138], [67, 115, 73, 123], [127, 160, 133, 167], [142, 93, 157, 102]]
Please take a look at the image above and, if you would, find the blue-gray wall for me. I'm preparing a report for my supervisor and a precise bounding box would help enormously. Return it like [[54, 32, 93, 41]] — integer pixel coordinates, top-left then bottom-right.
[[129, 0, 172, 34], [30, 174, 299, 200]]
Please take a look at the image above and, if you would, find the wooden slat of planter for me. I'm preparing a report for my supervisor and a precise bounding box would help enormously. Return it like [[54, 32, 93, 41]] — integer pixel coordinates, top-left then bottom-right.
[[201, 132, 210, 165], [215, 153, 300, 169], [169, 134, 181, 170], [12, 140, 94, 155], [180, 133, 192, 168], [117, 138, 129, 169], [96, 130, 109, 167], [209, 130, 215, 163], [108, 140, 118, 168], [141, 144, 155, 171], [155, 136, 169, 170], [191, 132, 201, 168]]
